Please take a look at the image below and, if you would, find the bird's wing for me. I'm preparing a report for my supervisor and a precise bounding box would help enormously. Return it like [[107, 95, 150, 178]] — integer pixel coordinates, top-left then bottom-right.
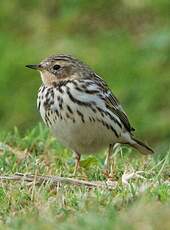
[[92, 73, 135, 133]]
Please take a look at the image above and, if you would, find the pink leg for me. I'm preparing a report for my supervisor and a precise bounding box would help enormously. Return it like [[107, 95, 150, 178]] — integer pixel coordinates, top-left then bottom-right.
[[73, 152, 81, 176], [104, 144, 113, 172]]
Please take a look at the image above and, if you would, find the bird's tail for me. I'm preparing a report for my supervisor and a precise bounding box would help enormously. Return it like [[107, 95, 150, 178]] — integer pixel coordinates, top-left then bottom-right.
[[129, 137, 154, 155]]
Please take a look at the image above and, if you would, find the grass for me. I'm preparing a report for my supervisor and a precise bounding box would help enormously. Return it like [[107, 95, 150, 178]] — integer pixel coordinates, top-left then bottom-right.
[[0, 124, 169, 229]]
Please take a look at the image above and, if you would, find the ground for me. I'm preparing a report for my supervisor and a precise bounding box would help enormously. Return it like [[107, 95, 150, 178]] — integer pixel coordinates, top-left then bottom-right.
[[0, 124, 169, 229]]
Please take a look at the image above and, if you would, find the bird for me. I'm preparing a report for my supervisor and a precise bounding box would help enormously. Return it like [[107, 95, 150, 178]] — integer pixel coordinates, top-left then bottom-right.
[[26, 54, 154, 174]]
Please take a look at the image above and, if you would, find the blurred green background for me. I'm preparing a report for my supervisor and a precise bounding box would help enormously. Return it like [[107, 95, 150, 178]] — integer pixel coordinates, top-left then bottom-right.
[[0, 0, 170, 149]]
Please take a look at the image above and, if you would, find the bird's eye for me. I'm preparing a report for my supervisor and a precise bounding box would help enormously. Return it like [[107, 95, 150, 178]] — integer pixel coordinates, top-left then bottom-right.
[[53, 64, 61, 71]]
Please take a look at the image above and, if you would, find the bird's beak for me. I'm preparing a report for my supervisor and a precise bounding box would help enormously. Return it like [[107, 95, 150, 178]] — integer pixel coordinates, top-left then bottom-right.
[[25, 64, 42, 70]]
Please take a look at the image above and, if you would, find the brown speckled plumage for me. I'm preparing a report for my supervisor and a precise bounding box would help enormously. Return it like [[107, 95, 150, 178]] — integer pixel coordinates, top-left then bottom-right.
[[26, 54, 154, 173]]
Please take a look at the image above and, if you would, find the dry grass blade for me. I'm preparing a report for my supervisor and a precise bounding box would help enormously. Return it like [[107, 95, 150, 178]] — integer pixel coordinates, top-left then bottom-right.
[[0, 173, 118, 189]]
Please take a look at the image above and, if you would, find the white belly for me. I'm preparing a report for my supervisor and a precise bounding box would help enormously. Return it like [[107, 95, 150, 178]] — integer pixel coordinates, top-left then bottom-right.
[[40, 103, 119, 154], [51, 115, 117, 154]]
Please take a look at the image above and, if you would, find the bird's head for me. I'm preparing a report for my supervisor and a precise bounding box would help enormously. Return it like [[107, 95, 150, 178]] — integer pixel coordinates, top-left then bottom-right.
[[26, 54, 91, 86]]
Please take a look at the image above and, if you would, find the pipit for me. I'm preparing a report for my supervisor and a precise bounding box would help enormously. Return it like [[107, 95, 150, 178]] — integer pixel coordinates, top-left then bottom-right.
[[26, 54, 154, 174]]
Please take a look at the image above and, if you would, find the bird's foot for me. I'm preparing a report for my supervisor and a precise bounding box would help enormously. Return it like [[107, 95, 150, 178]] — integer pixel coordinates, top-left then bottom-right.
[[103, 169, 111, 178]]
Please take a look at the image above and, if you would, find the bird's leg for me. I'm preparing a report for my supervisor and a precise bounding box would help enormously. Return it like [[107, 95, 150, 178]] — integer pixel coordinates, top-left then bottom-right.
[[104, 144, 113, 172], [73, 152, 81, 176], [104, 144, 120, 177], [103, 144, 115, 178]]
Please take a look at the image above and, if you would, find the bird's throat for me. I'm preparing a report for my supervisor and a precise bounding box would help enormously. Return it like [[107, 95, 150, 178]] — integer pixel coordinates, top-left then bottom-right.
[[40, 71, 57, 86]]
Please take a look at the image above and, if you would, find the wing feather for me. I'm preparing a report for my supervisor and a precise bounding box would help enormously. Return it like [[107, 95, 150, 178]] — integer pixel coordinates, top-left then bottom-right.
[[91, 73, 135, 133]]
